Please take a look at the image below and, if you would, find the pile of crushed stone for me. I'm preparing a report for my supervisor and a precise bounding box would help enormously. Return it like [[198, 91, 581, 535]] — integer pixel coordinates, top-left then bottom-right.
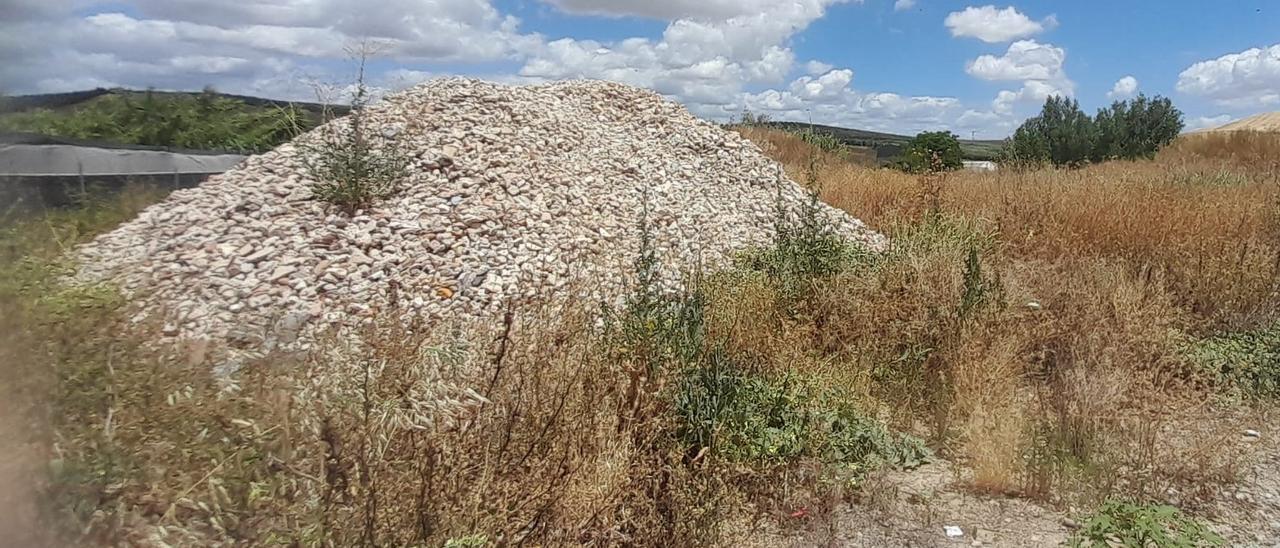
[[75, 78, 884, 351]]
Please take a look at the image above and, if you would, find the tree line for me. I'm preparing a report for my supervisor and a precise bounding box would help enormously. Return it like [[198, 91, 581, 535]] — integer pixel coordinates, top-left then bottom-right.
[[890, 93, 1185, 173], [0, 88, 318, 153], [1000, 94, 1184, 168]]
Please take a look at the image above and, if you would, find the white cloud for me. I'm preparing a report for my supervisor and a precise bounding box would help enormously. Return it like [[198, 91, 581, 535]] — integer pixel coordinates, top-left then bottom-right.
[[1176, 44, 1280, 108], [966, 39, 1073, 124], [1107, 75, 1138, 99], [992, 80, 1069, 114], [893, 0, 916, 11], [519, 0, 846, 112], [735, 70, 961, 134], [1, 0, 543, 100], [789, 69, 855, 102], [945, 5, 1051, 43], [1185, 114, 1234, 132], [804, 60, 835, 75], [542, 0, 855, 21], [966, 40, 1066, 81]]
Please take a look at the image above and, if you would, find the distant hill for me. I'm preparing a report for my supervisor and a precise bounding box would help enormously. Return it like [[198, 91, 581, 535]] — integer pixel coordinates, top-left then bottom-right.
[[0, 88, 343, 117], [767, 121, 1005, 161], [1199, 112, 1280, 133]]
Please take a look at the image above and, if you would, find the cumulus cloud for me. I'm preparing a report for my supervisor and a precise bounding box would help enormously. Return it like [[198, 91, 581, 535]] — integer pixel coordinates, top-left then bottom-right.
[[519, 0, 845, 109], [1108, 75, 1138, 99], [991, 80, 1070, 114], [964, 39, 1072, 118], [945, 5, 1052, 43], [735, 70, 960, 134], [1, 0, 542, 99], [543, 0, 856, 20], [893, 0, 916, 11], [967, 40, 1066, 81], [804, 60, 835, 75], [1176, 44, 1280, 108]]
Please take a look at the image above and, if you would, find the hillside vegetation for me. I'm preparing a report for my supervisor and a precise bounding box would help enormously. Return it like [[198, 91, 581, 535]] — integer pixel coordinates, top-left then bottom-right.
[[0, 89, 333, 153], [2, 123, 1279, 546]]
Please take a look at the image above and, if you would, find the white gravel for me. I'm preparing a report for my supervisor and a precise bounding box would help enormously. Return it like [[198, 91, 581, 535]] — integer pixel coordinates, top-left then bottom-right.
[[75, 78, 884, 350]]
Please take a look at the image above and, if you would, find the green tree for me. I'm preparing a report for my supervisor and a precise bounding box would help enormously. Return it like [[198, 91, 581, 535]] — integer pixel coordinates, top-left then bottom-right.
[[1001, 96, 1096, 168], [896, 131, 963, 173], [998, 122, 1050, 169], [1092, 93, 1184, 161]]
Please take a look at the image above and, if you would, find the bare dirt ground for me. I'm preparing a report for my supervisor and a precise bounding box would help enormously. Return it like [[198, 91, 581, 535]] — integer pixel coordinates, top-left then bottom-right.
[[746, 460, 1072, 547], [0, 398, 51, 548], [1203, 426, 1280, 546], [748, 414, 1280, 547]]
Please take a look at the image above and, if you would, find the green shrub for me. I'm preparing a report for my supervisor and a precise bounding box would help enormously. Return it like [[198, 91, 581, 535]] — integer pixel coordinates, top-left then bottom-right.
[[612, 186, 926, 477], [674, 356, 930, 472], [797, 129, 844, 154], [894, 131, 963, 173], [444, 534, 489, 548], [1187, 322, 1280, 399], [1070, 500, 1223, 547], [301, 55, 408, 214], [737, 165, 873, 306]]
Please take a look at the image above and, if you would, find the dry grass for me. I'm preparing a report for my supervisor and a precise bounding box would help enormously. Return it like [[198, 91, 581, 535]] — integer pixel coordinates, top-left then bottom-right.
[[745, 126, 1280, 503], [734, 125, 877, 167], [1162, 131, 1280, 177]]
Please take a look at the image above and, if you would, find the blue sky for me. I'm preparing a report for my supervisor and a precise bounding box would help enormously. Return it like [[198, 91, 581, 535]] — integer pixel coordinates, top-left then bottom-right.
[[2, 0, 1277, 136]]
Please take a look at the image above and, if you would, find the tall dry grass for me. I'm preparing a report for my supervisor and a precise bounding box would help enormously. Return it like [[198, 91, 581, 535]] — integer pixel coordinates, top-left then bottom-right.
[[1162, 131, 1280, 178], [747, 127, 1278, 503]]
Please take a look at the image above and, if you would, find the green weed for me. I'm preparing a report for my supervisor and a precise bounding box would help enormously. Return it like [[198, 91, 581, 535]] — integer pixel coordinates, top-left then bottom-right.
[[1070, 500, 1223, 547]]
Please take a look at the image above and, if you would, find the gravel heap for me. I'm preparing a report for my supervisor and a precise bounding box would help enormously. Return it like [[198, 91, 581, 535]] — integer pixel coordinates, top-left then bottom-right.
[[76, 78, 885, 350]]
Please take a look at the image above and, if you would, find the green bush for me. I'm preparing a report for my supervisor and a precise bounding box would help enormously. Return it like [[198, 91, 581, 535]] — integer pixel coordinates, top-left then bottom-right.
[[737, 165, 873, 306], [301, 59, 408, 214], [676, 363, 930, 471], [1187, 322, 1280, 399], [612, 185, 925, 477], [893, 131, 963, 174], [1070, 500, 1222, 547], [798, 129, 844, 154]]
